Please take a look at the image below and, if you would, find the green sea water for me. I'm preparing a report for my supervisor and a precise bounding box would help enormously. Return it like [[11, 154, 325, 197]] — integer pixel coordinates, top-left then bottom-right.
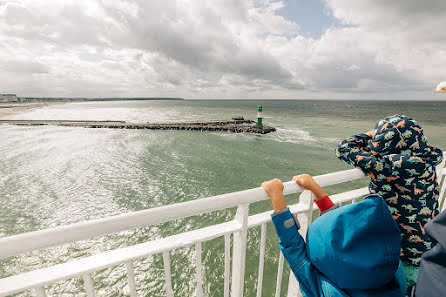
[[0, 100, 445, 296]]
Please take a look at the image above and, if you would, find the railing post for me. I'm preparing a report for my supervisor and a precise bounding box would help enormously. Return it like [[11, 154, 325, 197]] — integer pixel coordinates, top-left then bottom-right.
[[436, 158, 446, 211], [126, 261, 137, 297], [163, 251, 174, 297], [224, 234, 231, 297], [34, 287, 47, 297], [275, 252, 285, 297], [256, 223, 267, 297], [82, 273, 96, 297], [195, 242, 203, 297], [287, 190, 314, 297], [436, 156, 445, 184], [440, 174, 446, 212], [231, 203, 249, 297]]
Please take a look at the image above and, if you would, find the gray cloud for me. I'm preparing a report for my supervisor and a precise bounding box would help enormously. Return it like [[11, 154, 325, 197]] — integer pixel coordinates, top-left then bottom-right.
[[1, 3, 112, 48], [326, 0, 446, 43], [1, 60, 49, 73], [0, 0, 444, 98], [116, 1, 296, 87]]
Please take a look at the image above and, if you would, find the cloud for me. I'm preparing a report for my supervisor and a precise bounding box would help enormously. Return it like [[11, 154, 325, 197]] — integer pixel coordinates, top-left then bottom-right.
[[324, 0, 446, 87], [1, 60, 49, 73], [0, 0, 444, 98], [248, 0, 300, 35]]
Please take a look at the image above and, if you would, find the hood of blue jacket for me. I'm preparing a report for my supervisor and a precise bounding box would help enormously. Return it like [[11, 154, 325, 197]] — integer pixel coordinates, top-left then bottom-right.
[[370, 114, 442, 165], [306, 194, 402, 290]]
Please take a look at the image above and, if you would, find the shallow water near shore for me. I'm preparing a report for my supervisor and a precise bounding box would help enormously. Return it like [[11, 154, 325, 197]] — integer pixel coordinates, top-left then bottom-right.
[[1, 100, 445, 296]]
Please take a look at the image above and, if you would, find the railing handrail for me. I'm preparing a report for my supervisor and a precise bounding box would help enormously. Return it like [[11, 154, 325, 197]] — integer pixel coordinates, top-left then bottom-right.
[[0, 156, 444, 297], [1, 162, 445, 260], [0, 187, 370, 297], [0, 168, 366, 259]]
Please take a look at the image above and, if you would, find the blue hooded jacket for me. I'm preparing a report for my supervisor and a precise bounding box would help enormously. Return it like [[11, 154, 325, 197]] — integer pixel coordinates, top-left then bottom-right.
[[271, 194, 407, 297]]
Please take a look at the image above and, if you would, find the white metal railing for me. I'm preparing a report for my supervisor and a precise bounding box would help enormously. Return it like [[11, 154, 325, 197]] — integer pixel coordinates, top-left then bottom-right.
[[0, 158, 445, 297]]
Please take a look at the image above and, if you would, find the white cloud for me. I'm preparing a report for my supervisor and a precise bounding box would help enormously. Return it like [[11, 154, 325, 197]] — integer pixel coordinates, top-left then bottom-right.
[[0, 0, 444, 98], [248, 0, 299, 35], [324, 0, 446, 90]]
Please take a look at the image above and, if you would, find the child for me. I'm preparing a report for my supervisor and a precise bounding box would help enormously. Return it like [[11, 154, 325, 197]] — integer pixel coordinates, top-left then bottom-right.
[[335, 114, 443, 285], [261, 174, 406, 297]]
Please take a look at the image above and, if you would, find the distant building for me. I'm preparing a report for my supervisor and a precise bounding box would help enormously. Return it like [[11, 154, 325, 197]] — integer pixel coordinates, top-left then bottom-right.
[[0, 94, 19, 102]]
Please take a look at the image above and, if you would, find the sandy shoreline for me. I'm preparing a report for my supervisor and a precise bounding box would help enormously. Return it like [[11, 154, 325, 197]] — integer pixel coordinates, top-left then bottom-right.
[[0, 102, 58, 118]]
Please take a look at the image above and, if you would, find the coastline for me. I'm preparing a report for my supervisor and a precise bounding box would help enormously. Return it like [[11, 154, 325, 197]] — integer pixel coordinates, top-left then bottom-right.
[[0, 102, 57, 119]]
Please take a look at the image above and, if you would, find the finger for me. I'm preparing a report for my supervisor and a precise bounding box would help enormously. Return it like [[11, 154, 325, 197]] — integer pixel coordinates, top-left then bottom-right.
[[292, 176, 302, 183]]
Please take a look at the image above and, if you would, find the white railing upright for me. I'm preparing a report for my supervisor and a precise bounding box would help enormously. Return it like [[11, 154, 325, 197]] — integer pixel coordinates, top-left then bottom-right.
[[256, 223, 267, 297], [0, 154, 444, 297], [231, 204, 249, 297]]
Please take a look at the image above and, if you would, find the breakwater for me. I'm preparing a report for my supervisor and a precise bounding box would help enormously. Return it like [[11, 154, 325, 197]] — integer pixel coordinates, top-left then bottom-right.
[[0, 119, 276, 134]]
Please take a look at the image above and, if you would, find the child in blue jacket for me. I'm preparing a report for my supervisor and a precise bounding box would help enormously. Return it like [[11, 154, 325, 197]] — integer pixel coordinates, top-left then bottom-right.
[[261, 175, 407, 297]]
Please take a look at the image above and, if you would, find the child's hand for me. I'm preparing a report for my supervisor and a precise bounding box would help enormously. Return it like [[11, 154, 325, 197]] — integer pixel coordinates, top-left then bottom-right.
[[365, 130, 374, 138], [261, 178, 284, 199], [261, 179, 287, 212], [292, 174, 327, 201], [292, 174, 317, 191]]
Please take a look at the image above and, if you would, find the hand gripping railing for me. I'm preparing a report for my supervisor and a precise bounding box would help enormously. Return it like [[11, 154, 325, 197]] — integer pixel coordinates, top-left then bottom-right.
[[0, 159, 445, 297]]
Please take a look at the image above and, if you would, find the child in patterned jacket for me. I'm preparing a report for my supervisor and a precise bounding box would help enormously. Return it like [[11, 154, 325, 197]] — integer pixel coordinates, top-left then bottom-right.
[[335, 114, 443, 286]]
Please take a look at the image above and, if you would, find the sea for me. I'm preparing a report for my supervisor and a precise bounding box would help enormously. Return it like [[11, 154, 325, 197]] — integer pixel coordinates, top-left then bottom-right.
[[1, 100, 445, 296]]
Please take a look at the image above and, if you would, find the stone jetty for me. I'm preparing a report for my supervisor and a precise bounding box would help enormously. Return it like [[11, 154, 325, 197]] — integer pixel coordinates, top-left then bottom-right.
[[0, 118, 276, 134]]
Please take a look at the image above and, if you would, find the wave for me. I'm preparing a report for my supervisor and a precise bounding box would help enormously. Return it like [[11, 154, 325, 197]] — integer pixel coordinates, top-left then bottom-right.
[[268, 126, 318, 144]]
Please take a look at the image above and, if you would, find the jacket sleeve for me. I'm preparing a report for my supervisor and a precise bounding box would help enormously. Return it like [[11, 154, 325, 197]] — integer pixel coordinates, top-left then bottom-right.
[[335, 133, 381, 177], [335, 133, 429, 181], [271, 209, 322, 297]]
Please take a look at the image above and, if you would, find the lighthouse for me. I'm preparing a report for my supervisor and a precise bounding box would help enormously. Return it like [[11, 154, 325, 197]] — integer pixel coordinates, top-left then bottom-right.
[[256, 105, 263, 127]]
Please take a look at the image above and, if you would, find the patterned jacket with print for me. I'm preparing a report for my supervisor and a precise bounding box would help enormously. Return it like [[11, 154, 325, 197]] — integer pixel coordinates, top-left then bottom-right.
[[335, 114, 443, 266]]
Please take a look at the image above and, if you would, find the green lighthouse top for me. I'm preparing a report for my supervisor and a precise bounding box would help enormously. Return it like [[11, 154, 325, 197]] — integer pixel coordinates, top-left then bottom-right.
[[256, 105, 263, 127]]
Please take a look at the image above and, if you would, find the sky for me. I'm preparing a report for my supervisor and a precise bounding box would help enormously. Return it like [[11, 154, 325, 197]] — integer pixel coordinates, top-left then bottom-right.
[[0, 0, 445, 99]]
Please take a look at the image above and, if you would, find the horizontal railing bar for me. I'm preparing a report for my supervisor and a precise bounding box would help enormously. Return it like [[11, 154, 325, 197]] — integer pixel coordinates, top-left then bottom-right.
[[248, 204, 307, 228], [0, 153, 444, 297], [0, 185, 372, 296], [1, 153, 444, 262], [0, 169, 366, 259], [247, 187, 369, 228], [328, 187, 370, 204], [0, 220, 240, 297]]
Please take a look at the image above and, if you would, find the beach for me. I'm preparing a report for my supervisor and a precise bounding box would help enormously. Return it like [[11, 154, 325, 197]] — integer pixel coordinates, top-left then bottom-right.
[[0, 102, 56, 118]]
